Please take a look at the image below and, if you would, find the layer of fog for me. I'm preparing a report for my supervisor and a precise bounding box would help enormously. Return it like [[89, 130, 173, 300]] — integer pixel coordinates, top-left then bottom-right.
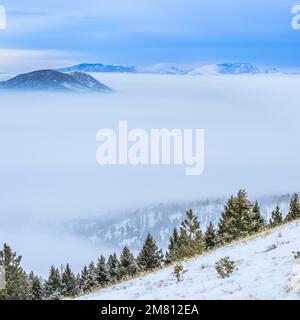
[[0, 73, 300, 275]]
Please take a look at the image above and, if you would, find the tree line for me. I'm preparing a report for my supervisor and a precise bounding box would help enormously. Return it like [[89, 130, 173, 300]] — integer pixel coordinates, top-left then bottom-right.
[[1, 190, 300, 300]]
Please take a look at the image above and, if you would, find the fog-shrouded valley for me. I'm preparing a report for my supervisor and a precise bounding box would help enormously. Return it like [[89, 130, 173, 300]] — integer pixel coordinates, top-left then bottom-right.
[[1, 70, 300, 276]]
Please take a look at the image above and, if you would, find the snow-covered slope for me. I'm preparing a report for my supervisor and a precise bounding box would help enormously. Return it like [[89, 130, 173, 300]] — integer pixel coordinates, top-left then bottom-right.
[[78, 220, 300, 300]]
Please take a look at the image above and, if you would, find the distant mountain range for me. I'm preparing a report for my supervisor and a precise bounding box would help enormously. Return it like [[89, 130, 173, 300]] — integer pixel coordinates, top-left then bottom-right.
[[187, 63, 280, 76], [0, 63, 285, 92], [57, 62, 282, 76], [58, 63, 137, 73], [0, 70, 112, 92]]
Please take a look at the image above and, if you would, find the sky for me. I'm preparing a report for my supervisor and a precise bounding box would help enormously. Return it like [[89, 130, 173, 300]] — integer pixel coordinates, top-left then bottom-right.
[[0, 0, 300, 71]]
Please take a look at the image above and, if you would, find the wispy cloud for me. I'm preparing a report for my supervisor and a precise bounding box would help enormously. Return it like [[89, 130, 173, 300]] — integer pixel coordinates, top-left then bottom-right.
[[0, 0, 299, 67], [0, 49, 79, 72]]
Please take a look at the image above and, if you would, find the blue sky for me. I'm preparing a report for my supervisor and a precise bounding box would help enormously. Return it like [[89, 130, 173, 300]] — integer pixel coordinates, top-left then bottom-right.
[[0, 0, 300, 71]]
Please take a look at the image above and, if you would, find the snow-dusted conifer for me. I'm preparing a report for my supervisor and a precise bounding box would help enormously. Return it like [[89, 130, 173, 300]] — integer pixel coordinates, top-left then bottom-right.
[[61, 263, 78, 297], [44, 266, 62, 300], [269, 206, 283, 227], [204, 222, 217, 250], [178, 209, 205, 258], [137, 234, 164, 271], [119, 246, 138, 278], [0, 243, 31, 300], [286, 193, 300, 222], [96, 255, 109, 286], [107, 253, 121, 283]]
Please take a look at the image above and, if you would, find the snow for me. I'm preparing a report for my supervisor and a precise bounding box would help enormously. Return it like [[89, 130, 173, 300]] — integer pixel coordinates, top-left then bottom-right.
[[78, 220, 300, 300]]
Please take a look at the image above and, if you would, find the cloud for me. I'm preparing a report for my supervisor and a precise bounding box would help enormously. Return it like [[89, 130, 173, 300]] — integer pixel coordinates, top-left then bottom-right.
[[0, 49, 79, 72], [0, 0, 299, 67]]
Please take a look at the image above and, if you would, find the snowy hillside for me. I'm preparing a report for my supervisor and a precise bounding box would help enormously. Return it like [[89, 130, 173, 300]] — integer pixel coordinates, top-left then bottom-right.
[[0, 70, 111, 92], [187, 63, 279, 76], [78, 220, 300, 300], [68, 194, 291, 252]]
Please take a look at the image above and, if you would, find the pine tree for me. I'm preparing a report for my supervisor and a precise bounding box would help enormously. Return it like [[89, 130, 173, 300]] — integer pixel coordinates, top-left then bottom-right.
[[164, 251, 172, 265], [167, 228, 181, 262], [0, 243, 30, 300], [285, 193, 300, 222], [29, 272, 44, 300], [137, 234, 163, 271], [251, 201, 265, 232], [178, 209, 205, 258], [80, 265, 90, 292], [87, 262, 99, 291], [269, 206, 283, 227], [218, 190, 253, 244], [61, 264, 78, 297], [204, 222, 217, 250], [119, 246, 138, 278], [44, 266, 62, 300], [107, 253, 121, 283], [96, 255, 109, 287]]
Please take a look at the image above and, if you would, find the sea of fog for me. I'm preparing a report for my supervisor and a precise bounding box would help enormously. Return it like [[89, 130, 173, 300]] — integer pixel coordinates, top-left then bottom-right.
[[0, 73, 300, 275]]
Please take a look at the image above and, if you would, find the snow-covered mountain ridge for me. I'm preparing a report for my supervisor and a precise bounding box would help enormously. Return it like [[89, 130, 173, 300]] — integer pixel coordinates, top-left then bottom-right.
[[78, 219, 300, 300], [68, 194, 292, 252], [57, 62, 282, 75]]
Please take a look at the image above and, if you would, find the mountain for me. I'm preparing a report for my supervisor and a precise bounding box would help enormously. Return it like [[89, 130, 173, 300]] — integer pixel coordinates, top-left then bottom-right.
[[0, 73, 14, 81], [58, 63, 136, 73], [68, 194, 292, 252], [187, 63, 279, 76], [188, 63, 260, 75], [137, 63, 185, 75], [68, 71, 112, 91], [57, 62, 282, 76], [0, 70, 112, 92], [78, 219, 300, 300]]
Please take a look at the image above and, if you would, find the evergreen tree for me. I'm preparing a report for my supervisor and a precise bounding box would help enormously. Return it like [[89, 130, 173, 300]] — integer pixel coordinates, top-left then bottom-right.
[[164, 251, 172, 265], [80, 266, 90, 292], [218, 190, 253, 244], [107, 253, 121, 283], [29, 272, 44, 300], [61, 264, 78, 297], [0, 243, 30, 300], [178, 209, 205, 258], [44, 266, 62, 300], [167, 228, 181, 262], [204, 222, 217, 250], [137, 234, 163, 271], [87, 262, 99, 292], [119, 246, 138, 278], [269, 206, 283, 227], [251, 201, 265, 232], [96, 255, 109, 287], [285, 193, 300, 222]]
